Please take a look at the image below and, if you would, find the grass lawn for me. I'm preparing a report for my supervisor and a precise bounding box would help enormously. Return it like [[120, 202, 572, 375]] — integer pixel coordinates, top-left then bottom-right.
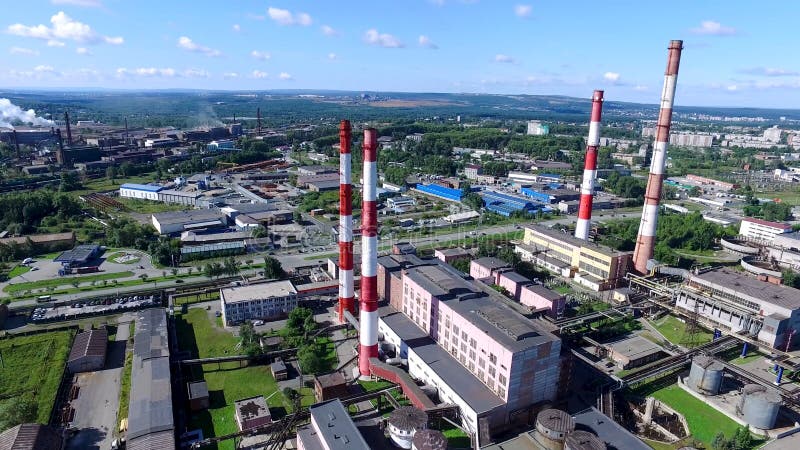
[[173, 291, 221, 306], [643, 438, 680, 450], [117, 197, 191, 214], [649, 315, 713, 348], [0, 329, 75, 424], [4, 271, 135, 294], [756, 190, 800, 205], [105, 252, 141, 265], [651, 385, 763, 449], [176, 309, 292, 450], [116, 350, 133, 432], [7, 265, 30, 279], [73, 173, 157, 195], [435, 423, 472, 448]]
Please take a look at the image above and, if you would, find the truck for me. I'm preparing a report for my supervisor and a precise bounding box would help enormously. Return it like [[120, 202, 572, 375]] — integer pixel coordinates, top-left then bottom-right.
[[75, 266, 100, 274]]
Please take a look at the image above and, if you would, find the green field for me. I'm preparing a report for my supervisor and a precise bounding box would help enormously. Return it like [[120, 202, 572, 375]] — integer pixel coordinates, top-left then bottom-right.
[[116, 350, 133, 431], [7, 265, 31, 279], [176, 308, 301, 450], [4, 271, 135, 294], [117, 197, 191, 214], [173, 291, 220, 306], [73, 173, 157, 196], [651, 385, 763, 449], [756, 190, 800, 205], [649, 315, 713, 348], [0, 329, 76, 424]]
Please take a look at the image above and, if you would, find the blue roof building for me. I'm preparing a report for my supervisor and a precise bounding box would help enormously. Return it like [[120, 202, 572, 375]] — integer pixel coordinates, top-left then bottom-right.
[[120, 183, 164, 193], [415, 184, 463, 202]]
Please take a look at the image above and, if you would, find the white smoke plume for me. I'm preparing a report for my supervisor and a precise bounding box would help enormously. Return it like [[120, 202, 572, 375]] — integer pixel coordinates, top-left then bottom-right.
[[0, 98, 54, 129]]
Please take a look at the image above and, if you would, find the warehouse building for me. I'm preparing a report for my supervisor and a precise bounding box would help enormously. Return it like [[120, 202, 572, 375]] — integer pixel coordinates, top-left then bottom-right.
[[67, 327, 108, 373], [119, 183, 163, 201], [151, 210, 227, 235], [414, 184, 463, 202], [676, 268, 800, 349], [515, 225, 631, 291], [481, 190, 547, 217], [127, 308, 174, 450], [220, 280, 298, 326]]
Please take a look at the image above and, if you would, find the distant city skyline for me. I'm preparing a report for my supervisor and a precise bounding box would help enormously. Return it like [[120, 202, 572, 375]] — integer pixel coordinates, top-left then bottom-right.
[[0, 0, 798, 108]]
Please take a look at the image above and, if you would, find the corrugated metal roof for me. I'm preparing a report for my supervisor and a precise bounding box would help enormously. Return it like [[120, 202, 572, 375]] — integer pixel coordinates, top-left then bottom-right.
[[68, 327, 108, 363], [0, 423, 63, 450]]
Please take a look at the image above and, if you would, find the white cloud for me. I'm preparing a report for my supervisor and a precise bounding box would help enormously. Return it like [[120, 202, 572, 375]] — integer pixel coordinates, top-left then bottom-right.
[[727, 84, 738, 91], [7, 12, 123, 45], [51, 0, 103, 7], [364, 29, 403, 48], [494, 54, 515, 63], [184, 68, 210, 78], [251, 50, 271, 61], [232, 24, 241, 32], [418, 35, 438, 49], [514, 4, 532, 18], [321, 25, 338, 36], [690, 20, 737, 36], [267, 7, 312, 26], [279, 72, 292, 80], [251, 70, 268, 79], [76, 47, 91, 55], [116, 67, 179, 78], [47, 40, 65, 47], [327, 52, 337, 60], [633, 84, 648, 91], [223, 72, 239, 79], [34, 65, 56, 73], [740, 67, 799, 77], [9, 47, 39, 56], [177, 36, 222, 57], [603, 71, 620, 82]]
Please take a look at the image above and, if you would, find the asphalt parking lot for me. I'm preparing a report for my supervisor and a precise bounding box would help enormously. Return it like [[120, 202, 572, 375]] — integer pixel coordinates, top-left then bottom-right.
[[31, 295, 157, 323]]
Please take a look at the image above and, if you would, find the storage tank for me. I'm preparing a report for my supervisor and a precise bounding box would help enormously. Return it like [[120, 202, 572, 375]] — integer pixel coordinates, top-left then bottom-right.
[[534, 409, 576, 450], [388, 406, 428, 449], [687, 355, 724, 395], [741, 385, 781, 429], [411, 429, 447, 450], [564, 431, 606, 450]]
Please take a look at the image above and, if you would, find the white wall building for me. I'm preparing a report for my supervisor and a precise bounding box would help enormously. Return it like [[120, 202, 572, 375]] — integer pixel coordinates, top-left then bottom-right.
[[220, 281, 297, 326], [526, 121, 549, 136], [120, 183, 163, 201], [739, 217, 793, 243]]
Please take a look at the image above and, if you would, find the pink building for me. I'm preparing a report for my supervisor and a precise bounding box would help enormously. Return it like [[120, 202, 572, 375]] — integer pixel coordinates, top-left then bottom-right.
[[520, 284, 566, 318], [401, 265, 561, 413], [470, 257, 511, 284], [497, 271, 531, 300]]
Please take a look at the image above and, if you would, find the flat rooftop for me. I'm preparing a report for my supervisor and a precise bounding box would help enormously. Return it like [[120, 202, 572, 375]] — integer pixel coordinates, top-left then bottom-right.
[[690, 269, 800, 310], [152, 209, 223, 225], [221, 280, 296, 304], [525, 224, 630, 258], [523, 284, 563, 301], [405, 265, 481, 300], [499, 271, 530, 284], [607, 335, 664, 360], [121, 183, 163, 192], [54, 244, 100, 264], [573, 407, 650, 450], [436, 247, 471, 257], [306, 399, 369, 449], [235, 396, 271, 421]]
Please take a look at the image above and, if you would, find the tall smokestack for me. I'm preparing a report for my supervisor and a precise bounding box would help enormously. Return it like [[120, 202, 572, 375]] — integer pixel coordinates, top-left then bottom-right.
[[575, 90, 604, 241], [338, 120, 355, 323], [633, 40, 683, 273], [257, 107, 262, 134], [12, 130, 20, 158], [64, 111, 72, 146], [359, 128, 379, 377]]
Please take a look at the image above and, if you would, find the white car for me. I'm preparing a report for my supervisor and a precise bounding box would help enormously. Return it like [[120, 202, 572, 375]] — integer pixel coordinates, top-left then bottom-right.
[[253, 320, 264, 326]]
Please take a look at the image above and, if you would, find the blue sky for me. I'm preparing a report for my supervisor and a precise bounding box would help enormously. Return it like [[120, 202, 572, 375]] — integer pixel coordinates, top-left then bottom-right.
[[0, 0, 798, 108]]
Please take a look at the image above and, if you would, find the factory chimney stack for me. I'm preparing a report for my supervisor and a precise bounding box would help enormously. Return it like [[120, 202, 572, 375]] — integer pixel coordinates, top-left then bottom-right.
[[338, 120, 355, 323], [358, 128, 379, 377], [574, 90, 604, 241]]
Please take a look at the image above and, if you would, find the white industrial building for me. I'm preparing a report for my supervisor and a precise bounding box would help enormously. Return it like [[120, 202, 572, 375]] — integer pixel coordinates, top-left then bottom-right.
[[676, 269, 800, 349], [527, 121, 549, 136], [739, 217, 793, 243], [120, 183, 163, 201], [220, 281, 298, 326]]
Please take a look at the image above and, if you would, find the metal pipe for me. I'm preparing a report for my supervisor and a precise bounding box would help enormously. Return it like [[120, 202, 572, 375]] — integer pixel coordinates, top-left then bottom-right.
[[359, 128, 379, 377], [338, 120, 355, 323], [633, 40, 683, 273], [575, 90, 604, 240]]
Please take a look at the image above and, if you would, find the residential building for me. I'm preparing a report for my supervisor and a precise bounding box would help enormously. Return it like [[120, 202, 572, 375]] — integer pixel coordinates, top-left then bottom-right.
[[120, 183, 163, 201], [151, 210, 226, 235], [220, 280, 298, 326], [469, 257, 511, 284], [516, 225, 631, 291], [676, 269, 800, 349], [764, 126, 782, 143], [520, 284, 565, 318], [669, 133, 713, 147], [527, 121, 549, 136], [739, 217, 793, 243], [465, 164, 483, 180], [296, 399, 369, 450], [234, 396, 272, 431], [67, 327, 108, 373]]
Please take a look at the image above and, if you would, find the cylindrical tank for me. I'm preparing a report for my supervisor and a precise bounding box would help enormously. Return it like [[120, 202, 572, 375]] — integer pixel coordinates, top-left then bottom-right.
[[411, 429, 447, 450], [737, 384, 764, 414], [687, 355, 724, 395], [534, 409, 576, 450], [564, 431, 606, 450], [741, 385, 781, 429], [388, 406, 428, 449]]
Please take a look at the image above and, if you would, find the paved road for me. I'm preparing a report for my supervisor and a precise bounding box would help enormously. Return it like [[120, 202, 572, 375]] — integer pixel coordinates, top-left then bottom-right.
[[66, 321, 130, 450]]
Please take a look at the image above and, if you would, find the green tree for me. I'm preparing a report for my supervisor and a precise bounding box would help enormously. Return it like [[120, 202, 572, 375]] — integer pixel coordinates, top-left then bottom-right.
[[733, 426, 752, 450], [297, 343, 323, 374], [783, 270, 800, 289], [263, 256, 286, 279], [286, 307, 314, 335], [0, 396, 37, 431]]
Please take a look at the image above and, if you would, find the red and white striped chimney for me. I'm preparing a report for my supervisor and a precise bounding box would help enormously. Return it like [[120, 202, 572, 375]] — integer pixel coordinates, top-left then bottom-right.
[[574, 90, 604, 240], [337, 120, 355, 323], [633, 40, 683, 273], [358, 128, 379, 377]]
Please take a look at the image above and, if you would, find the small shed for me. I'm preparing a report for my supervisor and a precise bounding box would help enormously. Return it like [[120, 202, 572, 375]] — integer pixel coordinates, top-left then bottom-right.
[[67, 327, 108, 373], [234, 396, 272, 431], [187, 381, 210, 411], [314, 372, 349, 402], [270, 358, 288, 381]]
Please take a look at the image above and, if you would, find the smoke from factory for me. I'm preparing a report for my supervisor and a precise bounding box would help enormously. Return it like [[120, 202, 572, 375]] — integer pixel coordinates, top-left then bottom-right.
[[0, 98, 54, 129]]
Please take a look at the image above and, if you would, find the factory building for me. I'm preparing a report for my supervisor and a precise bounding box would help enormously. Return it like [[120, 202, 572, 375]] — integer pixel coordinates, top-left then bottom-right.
[[520, 186, 581, 204], [519, 284, 565, 318], [469, 257, 512, 284], [482, 190, 547, 217], [151, 210, 227, 235], [414, 184, 463, 202], [120, 183, 163, 201], [515, 225, 631, 291], [739, 217, 793, 243], [676, 269, 800, 349], [296, 399, 370, 450], [377, 254, 429, 311], [378, 263, 562, 443], [220, 280, 298, 326]]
